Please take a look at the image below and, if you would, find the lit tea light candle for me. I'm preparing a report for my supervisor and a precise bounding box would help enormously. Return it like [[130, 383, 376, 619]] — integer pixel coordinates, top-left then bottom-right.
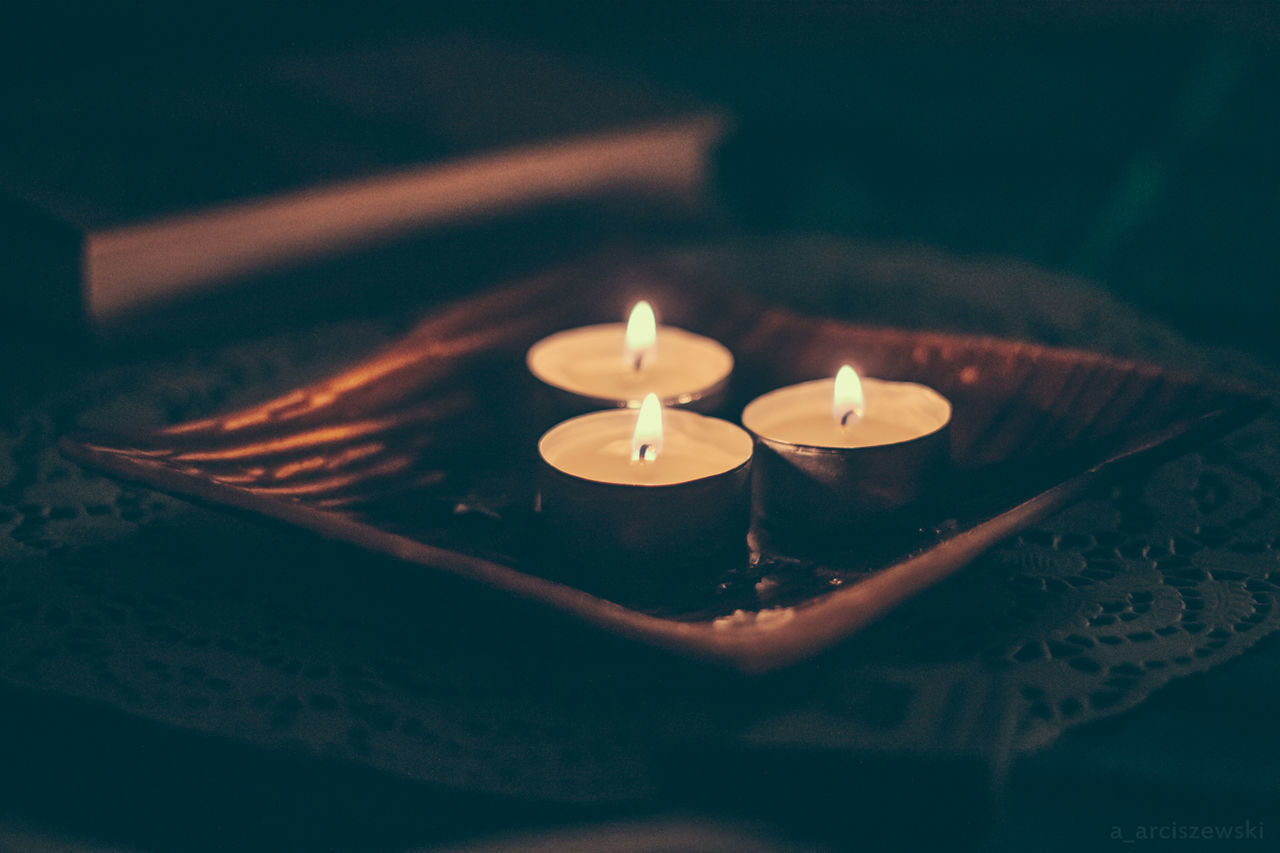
[[741, 365, 952, 549], [543, 393, 747, 485], [526, 301, 734, 423], [744, 365, 950, 449], [537, 393, 753, 599]]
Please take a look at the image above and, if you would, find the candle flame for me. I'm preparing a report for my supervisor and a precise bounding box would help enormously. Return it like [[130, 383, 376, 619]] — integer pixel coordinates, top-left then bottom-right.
[[833, 365, 865, 428], [624, 300, 657, 371], [631, 392, 664, 462]]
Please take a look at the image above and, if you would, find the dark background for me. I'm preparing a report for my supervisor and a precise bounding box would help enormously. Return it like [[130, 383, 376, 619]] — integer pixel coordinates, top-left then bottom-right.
[[1, 2, 1278, 851], [5, 1, 1278, 360]]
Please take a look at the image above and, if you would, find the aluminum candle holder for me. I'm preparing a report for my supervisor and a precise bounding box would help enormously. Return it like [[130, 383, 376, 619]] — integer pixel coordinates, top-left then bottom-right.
[[525, 300, 733, 430], [742, 372, 953, 550], [536, 400, 753, 601]]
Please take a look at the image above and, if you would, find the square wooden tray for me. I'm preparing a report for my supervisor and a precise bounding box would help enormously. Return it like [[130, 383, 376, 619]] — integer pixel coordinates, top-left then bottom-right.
[[62, 256, 1269, 672]]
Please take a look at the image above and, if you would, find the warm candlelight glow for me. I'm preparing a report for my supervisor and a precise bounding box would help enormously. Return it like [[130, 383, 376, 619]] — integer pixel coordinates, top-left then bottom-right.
[[623, 300, 657, 371], [832, 365, 865, 428], [631, 392, 664, 462]]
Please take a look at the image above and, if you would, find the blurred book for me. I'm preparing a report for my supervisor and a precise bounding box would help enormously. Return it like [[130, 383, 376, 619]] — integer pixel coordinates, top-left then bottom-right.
[[0, 35, 727, 336]]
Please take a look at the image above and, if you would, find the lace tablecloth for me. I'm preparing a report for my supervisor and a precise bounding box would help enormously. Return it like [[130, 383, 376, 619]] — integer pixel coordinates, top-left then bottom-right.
[[0, 237, 1276, 809]]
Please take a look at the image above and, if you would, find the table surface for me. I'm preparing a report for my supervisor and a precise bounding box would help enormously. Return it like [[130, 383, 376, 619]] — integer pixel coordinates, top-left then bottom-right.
[[0, 236, 1277, 853], [2, 9, 1279, 852]]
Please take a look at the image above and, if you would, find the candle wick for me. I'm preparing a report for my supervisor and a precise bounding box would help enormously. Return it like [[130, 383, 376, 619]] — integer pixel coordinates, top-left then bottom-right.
[[840, 410, 854, 427], [637, 443, 653, 461], [632, 354, 644, 372]]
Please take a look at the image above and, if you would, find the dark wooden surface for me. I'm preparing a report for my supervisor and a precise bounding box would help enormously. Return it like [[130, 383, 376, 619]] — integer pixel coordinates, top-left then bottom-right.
[[61, 258, 1269, 672]]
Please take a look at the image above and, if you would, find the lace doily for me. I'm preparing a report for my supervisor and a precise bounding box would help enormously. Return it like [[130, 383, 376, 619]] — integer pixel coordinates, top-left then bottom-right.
[[0, 237, 1276, 803]]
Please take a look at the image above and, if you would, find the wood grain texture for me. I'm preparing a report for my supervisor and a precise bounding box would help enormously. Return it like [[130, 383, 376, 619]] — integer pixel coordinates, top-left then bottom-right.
[[61, 254, 1270, 671]]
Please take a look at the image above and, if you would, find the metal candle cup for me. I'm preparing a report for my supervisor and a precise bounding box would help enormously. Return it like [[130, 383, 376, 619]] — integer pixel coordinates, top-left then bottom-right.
[[536, 401, 753, 601], [525, 301, 733, 430], [741, 372, 952, 549]]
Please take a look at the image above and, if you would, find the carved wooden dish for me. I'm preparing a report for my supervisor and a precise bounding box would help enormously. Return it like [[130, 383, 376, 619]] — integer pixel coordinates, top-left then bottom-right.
[[61, 257, 1270, 672]]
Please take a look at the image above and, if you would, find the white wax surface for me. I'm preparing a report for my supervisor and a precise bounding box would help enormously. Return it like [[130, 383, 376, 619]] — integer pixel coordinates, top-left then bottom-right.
[[539, 408, 753, 486], [526, 323, 733, 404], [742, 377, 951, 448]]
